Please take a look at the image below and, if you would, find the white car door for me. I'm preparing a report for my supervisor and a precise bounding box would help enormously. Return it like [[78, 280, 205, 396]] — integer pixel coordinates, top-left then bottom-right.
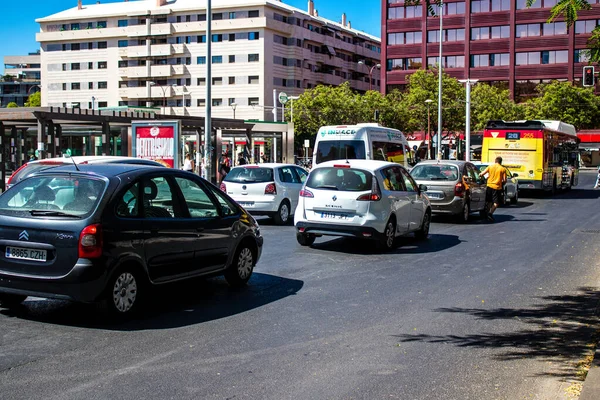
[[399, 167, 425, 232], [381, 166, 411, 234], [278, 166, 303, 212], [290, 167, 309, 212]]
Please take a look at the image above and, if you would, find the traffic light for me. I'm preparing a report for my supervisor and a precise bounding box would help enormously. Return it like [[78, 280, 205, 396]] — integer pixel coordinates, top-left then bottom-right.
[[583, 66, 595, 87]]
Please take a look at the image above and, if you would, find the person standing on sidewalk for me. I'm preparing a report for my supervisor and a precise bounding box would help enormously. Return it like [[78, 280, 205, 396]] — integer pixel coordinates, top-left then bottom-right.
[[594, 165, 600, 189], [479, 157, 507, 222]]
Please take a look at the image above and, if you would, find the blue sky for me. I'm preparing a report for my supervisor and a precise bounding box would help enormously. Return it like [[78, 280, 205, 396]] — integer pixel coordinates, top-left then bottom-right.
[[0, 0, 381, 74]]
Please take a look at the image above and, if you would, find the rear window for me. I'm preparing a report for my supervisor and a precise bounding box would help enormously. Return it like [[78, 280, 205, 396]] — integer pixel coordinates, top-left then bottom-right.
[[224, 167, 273, 183], [410, 164, 459, 181], [11, 162, 66, 184], [0, 176, 107, 217], [306, 167, 372, 191], [315, 140, 366, 164]]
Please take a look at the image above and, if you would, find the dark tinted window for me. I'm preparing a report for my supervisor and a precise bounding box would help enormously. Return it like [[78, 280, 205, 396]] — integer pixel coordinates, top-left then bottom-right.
[[174, 177, 219, 218], [306, 167, 372, 191], [224, 167, 274, 183], [410, 164, 459, 181], [381, 166, 406, 191], [12, 162, 67, 183], [116, 182, 140, 217], [315, 140, 366, 164], [279, 166, 300, 183]]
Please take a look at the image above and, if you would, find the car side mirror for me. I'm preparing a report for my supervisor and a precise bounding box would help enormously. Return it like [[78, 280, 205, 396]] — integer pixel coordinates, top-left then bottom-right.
[[419, 184, 428, 192], [221, 205, 233, 216]]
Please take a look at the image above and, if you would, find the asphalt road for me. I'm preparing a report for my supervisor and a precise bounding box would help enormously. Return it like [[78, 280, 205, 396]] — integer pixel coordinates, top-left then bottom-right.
[[2, 170, 600, 400]]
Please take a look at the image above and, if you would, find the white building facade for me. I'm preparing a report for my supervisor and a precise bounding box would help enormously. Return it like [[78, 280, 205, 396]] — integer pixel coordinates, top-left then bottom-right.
[[36, 0, 381, 121]]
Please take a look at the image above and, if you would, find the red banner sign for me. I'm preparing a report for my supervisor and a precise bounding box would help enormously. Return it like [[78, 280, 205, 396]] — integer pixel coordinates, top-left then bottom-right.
[[135, 125, 175, 168]]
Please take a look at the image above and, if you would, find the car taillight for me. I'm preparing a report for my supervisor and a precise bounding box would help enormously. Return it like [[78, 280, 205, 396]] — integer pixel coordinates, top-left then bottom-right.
[[454, 182, 465, 198], [265, 183, 277, 195], [299, 189, 314, 198], [78, 224, 103, 259], [7, 163, 28, 185], [219, 182, 226, 192], [357, 176, 381, 201]]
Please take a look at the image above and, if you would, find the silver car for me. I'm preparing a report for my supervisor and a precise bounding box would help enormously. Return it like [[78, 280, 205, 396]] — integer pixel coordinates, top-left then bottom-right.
[[473, 162, 519, 205], [410, 160, 488, 223]]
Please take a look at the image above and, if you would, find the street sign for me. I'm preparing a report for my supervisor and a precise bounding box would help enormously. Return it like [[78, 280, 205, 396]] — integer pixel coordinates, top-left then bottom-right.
[[278, 92, 289, 105], [304, 139, 310, 148]]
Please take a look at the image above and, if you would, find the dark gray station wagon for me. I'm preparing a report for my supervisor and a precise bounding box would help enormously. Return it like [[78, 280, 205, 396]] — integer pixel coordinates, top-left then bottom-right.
[[0, 164, 263, 316]]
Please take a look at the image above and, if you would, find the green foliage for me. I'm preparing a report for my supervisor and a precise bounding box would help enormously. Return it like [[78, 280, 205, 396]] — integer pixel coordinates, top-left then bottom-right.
[[585, 26, 600, 63], [471, 84, 526, 131], [520, 81, 600, 129], [6, 102, 19, 108], [2, 74, 15, 82], [25, 91, 41, 107]]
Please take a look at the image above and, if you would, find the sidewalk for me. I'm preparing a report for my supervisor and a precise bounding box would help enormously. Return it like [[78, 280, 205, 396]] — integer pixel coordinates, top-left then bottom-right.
[[579, 346, 600, 400]]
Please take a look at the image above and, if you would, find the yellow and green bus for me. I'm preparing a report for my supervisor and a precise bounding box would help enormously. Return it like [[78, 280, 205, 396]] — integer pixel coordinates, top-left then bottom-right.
[[482, 120, 580, 192]]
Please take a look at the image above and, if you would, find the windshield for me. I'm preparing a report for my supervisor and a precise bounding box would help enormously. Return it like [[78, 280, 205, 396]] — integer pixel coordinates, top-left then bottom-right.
[[0, 175, 107, 217], [224, 167, 274, 183], [410, 164, 459, 181], [315, 140, 366, 164], [306, 167, 372, 191]]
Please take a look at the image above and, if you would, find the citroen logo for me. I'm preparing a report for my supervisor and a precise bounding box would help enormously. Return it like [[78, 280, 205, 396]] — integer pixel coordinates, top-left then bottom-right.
[[19, 230, 29, 241], [332, 195, 337, 201]]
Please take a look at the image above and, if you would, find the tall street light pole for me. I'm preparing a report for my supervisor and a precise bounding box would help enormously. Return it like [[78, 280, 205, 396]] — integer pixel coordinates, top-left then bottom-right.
[[148, 81, 168, 114], [458, 78, 478, 162], [437, 1, 444, 160], [425, 99, 433, 159], [358, 61, 381, 91], [203, 0, 212, 181], [230, 102, 237, 119]]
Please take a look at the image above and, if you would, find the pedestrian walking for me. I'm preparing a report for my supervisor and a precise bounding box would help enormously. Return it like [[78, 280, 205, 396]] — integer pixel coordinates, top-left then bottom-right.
[[237, 152, 247, 165], [182, 153, 194, 172], [479, 156, 507, 222], [218, 151, 231, 182], [594, 165, 600, 189]]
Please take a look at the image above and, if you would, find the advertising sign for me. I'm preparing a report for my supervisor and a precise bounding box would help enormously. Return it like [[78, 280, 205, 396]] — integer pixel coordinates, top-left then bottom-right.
[[132, 121, 180, 168]]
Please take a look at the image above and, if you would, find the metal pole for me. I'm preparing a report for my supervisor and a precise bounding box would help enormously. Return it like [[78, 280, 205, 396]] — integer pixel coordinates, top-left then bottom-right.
[[427, 104, 431, 159], [272, 89, 277, 122], [203, 0, 212, 181], [465, 82, 471, 162], [437, 1, 443, 160]]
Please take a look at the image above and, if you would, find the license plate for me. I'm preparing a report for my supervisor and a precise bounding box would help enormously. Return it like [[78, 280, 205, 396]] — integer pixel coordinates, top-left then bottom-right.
[[426, 192, 443, 199], [238, 202, 254, 207], [5, 246, 47, 262], [320, 212, 349, 220]]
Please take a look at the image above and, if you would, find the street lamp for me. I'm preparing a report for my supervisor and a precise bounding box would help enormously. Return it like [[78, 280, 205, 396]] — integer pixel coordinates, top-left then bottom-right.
[[425, 99, 433, 159], [149, 81, 176, 114], [230, 102, 237, 119], [358, 60, 381, 91], [458, 79, 479, 162]]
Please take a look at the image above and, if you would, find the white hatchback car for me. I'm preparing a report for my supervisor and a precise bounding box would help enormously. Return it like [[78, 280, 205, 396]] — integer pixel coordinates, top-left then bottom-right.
[[220, 163, 308, 225], [294, 160, 432, 250]]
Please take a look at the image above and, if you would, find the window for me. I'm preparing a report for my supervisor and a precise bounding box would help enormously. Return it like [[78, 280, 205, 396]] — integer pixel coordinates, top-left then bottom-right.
[[176, 16, 182, 23], [118, 20, 128, 27], [574, 49, 590, 63], [228, 98, 236, 106], [212, 98, 223, 106], [71, 63, 80, 70], [118, 60, 127, 68], [198, 35, 206, 43], [229, 76, 235, 84], [248, 54, 259, 62], [229, 55, 236, 63], [198, 14, 206, 21], [71, 23, 80, 30], [212, 34, 223, 42], [140, 177, 176, 218], [71, 43, 80, 51], [197, 56, 206, 64], [212, 55, 223, 64], [229, 12, 236, 19], [575, 20, 598, 34], [98, 81, 108, 89], [212, 77, 223, 85], [118, 40, 128, 48], [88, 62, 94, 69], [197, 99, 206, 107], [62, 83, 67, 91], [248, 32, 259, 40], [98, 61, 107, 69], [98, 41, 108, 49], [186, 15, 191, 22], [176, 36, 183, 44], [543, 22, 567, 36], [229, 33, 236, 42], [491, 26, 510, 39], [88, 82, 94, 89], [213, 13, 223, 20], [248, 10, 259, 18], [97, 21, 107, 28], [173, 177, 220, 218], [71, 82, 81, 90], [185, 36, 192, 44], [248, 76, 259, 84], [249, 97, 259, 105]]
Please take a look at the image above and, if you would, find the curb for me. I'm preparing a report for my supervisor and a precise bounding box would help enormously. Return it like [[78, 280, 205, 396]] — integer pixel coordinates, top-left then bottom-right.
[[579, 339, 600, 399]]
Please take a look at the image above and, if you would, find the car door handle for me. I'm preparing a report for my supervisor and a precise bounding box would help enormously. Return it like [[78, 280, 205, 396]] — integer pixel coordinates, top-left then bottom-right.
[[196, 227, 205, 233]]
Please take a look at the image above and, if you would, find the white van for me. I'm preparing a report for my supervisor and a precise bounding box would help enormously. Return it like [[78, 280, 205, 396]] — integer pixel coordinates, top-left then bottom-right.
[[312, 123, 411, 168]]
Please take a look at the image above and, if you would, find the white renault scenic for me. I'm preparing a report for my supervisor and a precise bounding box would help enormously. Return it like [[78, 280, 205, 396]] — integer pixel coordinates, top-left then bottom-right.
[[294, 160, 432, 250]]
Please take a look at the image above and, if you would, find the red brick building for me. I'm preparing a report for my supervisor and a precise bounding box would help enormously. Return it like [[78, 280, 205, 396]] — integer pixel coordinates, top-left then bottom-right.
[[381, 0, 600, 99]]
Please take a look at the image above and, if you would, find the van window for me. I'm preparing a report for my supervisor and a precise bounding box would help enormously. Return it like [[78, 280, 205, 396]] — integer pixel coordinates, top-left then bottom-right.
[[315, 140, 366, 164], [306, 167, 372, 191], [372, 141, 405, 163]]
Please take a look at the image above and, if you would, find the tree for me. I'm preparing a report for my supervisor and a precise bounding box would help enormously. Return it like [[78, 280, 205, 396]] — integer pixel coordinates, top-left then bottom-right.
[[585, 26, 600, 63], [521, 81, 600, 129], [6, 102, 19, 108], [25, 91, 41, 107], [470, 84, 526, 131], [2, 74, 15, 82]]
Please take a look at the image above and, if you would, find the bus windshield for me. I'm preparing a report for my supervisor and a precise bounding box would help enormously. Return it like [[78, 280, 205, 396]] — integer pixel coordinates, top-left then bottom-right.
[[315, 140, 366, 164]]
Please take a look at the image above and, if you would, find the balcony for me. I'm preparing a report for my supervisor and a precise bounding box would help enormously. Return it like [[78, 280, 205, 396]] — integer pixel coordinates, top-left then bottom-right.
[[171, 65, 186, 76], [171, 44, 185, 55], [127, 23, 173, 37], [119, 86, 175, 99], [151, 44, 172, 57]]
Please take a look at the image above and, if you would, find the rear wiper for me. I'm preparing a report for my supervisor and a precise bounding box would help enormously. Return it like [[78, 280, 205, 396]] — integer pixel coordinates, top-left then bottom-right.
[[29, 210, 82, 218], [314, 185, 339, 190]]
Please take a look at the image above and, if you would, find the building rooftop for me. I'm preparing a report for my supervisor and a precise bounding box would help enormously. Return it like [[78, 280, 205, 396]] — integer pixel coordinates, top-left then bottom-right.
[[36, 0, 380, 42]]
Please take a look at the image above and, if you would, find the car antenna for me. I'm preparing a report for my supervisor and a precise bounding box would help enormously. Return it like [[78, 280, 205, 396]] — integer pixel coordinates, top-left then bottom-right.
[[69, 155, 81, 171]]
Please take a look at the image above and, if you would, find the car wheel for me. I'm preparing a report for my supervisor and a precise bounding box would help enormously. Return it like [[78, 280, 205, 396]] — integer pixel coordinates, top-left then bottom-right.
[[457, 202, 470, 223], [415, 211, 431, 240], [510, 190, 518, 205], [225, 243, 255, 287], [273, 200, 291, 225], [296, 232, 316, 246], [379, 219, 396, 250], [106, 268, 142, 316], [0, 293, 27, 308]]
